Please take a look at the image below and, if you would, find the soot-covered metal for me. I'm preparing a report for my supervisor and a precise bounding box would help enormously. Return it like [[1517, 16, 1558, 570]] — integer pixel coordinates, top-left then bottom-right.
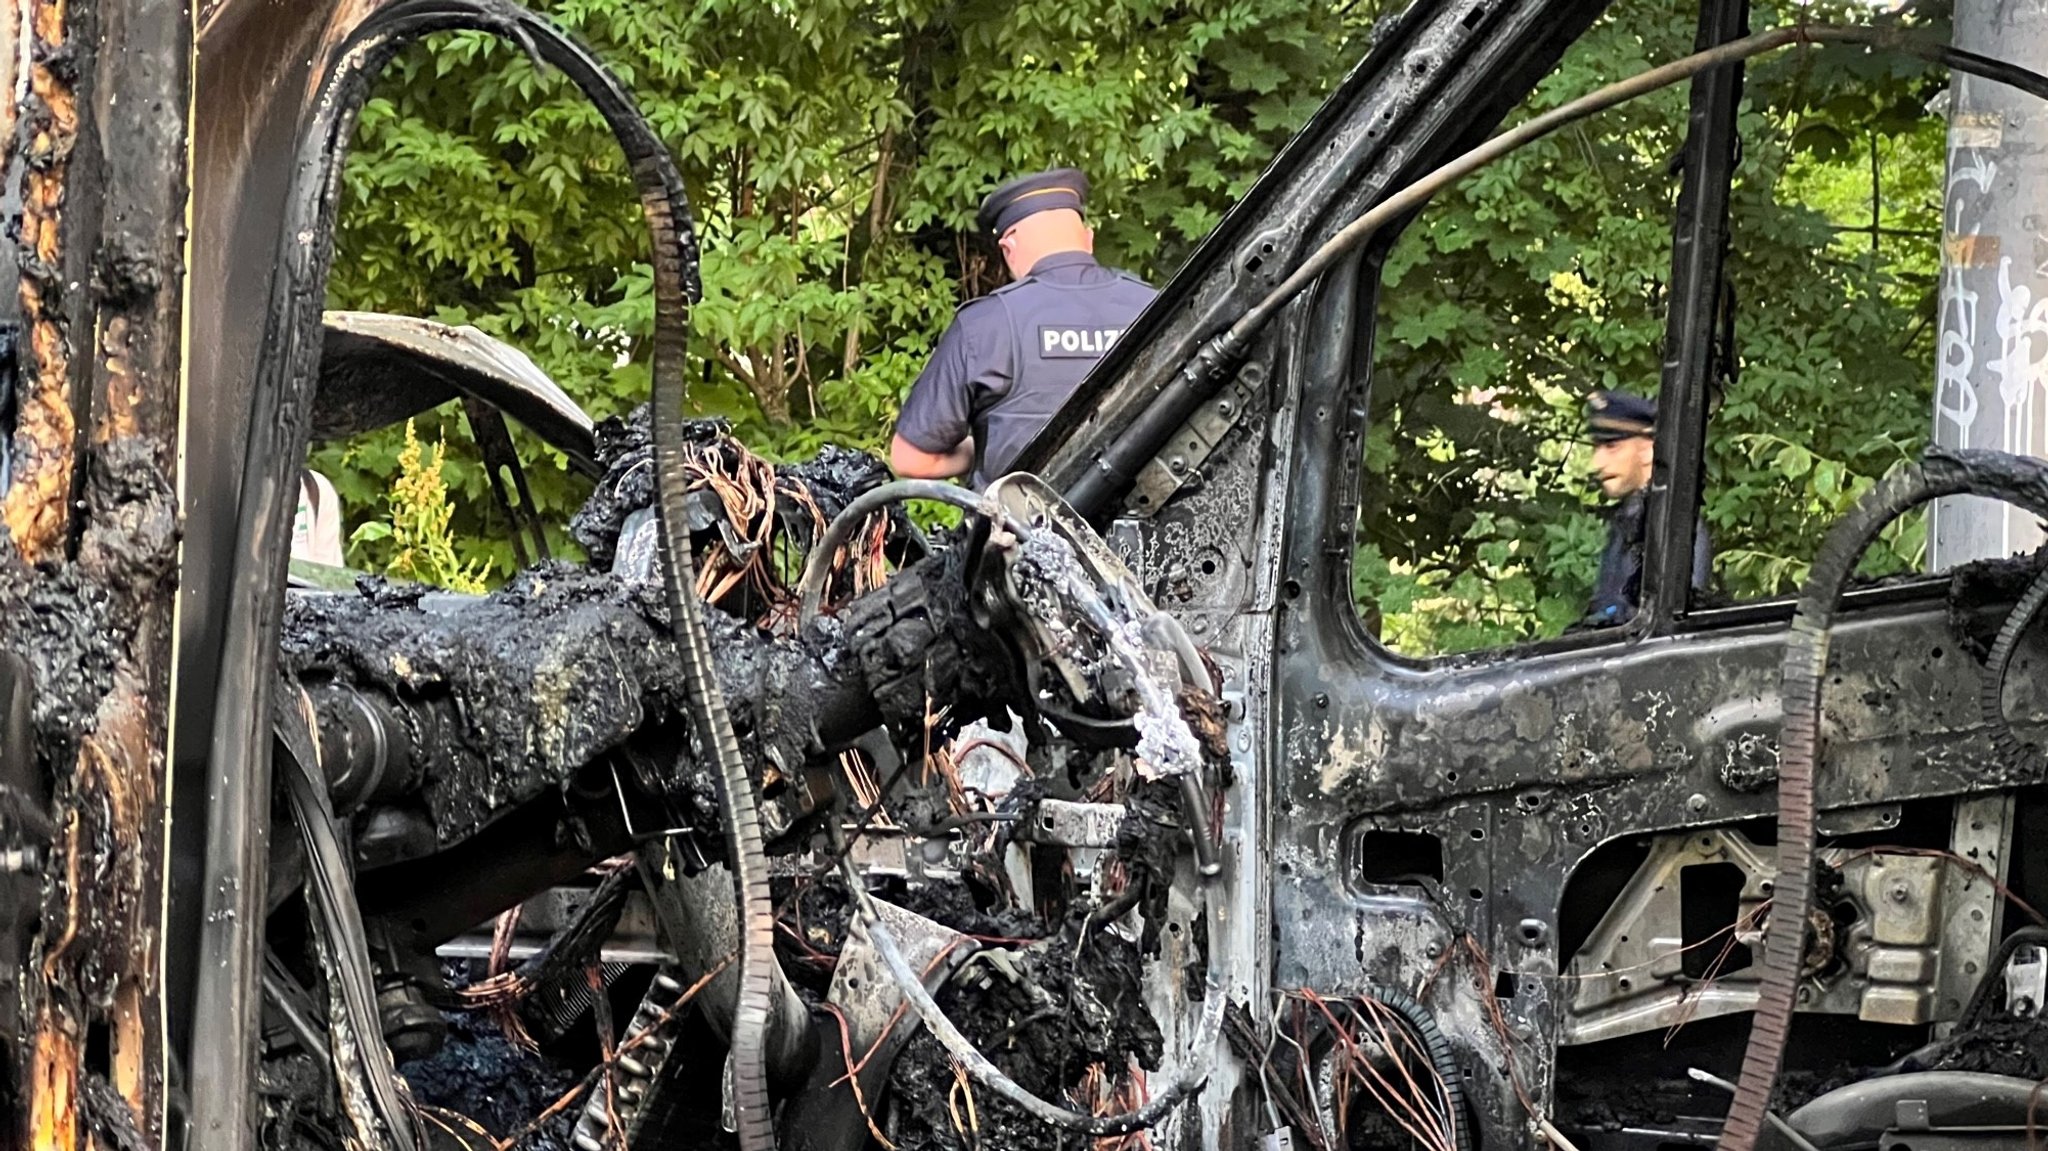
[[240, 390, 1228, 1150], [20, 1, 2048, 1149]]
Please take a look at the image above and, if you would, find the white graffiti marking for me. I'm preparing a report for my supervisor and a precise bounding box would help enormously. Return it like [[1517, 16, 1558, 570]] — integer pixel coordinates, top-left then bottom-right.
[[1938, 121, 2000, 439], [1953, 150, 1999, 200], [1939, 260, 1981, 436], [1993, 255, 2048, 416]]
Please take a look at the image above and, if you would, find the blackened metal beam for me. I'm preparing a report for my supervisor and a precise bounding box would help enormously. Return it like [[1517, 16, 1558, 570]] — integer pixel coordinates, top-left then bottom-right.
[[15, 0, 191, 1144], [1645, 0, 1749, 625]]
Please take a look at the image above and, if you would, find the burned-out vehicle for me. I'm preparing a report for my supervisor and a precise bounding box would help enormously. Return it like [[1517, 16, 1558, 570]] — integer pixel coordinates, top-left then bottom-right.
[[9, 0, 2048, 1149]]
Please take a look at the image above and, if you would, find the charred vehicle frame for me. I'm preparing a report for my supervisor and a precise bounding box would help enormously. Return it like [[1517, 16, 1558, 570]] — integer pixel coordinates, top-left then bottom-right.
[[6, 0, 2048, 1150]]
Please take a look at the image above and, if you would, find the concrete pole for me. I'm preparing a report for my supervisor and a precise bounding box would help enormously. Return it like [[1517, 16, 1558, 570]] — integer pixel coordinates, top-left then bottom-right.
[[1931, 0, 2048, 569]]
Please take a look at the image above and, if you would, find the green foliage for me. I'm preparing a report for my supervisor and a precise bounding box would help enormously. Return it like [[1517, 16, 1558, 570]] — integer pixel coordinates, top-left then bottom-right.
[[324, 0, 1957, 650], [1359, 0, 1948, 655], [348, 421, 493, 593], [325, 0, 1387, 578]]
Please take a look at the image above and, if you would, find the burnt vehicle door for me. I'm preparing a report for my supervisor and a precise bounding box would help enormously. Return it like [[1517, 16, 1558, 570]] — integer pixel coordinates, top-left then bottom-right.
[[1020, 0, 2048, 1148], [34, 0, 2038, 1146]]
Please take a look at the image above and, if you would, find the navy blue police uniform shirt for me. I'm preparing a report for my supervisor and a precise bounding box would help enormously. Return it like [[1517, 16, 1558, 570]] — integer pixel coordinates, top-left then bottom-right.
[[1584, 489, 1713, 627], [896, 251, 1156, 488]]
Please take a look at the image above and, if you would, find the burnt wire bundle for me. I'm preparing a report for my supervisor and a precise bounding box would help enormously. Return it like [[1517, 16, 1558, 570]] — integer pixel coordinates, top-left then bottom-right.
[[570, 406, 911, 630]]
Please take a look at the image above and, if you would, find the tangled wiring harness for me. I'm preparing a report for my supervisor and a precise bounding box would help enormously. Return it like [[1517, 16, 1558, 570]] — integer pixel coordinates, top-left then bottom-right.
[[800, 473, 1234, 1136]]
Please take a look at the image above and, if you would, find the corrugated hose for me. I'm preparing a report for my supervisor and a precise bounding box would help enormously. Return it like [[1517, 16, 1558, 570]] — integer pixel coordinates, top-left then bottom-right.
[[1979, 562, 2048, 765], [1724, 447, 2048, 1151], [216, 3, 779, 1146], [1365, 987, 1470, 1151]]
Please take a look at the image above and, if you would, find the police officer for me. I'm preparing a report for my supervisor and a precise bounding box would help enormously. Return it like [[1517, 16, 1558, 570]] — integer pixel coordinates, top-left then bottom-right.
[[890, 168, 1156, 487], [1583, 389, 1712, 627]]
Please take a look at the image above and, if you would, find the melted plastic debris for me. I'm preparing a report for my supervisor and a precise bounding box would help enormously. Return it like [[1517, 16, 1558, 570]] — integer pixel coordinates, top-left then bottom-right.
[[885, 923, 1164, 1151], [1920, 1014, 2048, 1079], [401, 1009, 582, 1151], [0, 437, 174, 768], [0, 541, 119, 766], [282, 566, 708, 841], [276, 562, 879, 844], [277, 554, 948, 847]]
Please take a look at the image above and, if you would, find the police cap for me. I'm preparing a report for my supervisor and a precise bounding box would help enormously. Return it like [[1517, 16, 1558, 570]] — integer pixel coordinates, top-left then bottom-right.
[[1586, 389, 1657, 444], [977, 168, 1089, 237]]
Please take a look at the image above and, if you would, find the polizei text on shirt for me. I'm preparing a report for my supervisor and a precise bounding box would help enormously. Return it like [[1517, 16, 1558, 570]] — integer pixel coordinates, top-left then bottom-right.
[[1038, 326, 1125, 358]]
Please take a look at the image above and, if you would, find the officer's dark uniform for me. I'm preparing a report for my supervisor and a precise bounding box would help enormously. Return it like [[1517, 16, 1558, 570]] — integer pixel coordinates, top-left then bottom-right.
[[1584, 390, 1713, 627], [895, 169, 1157, 488]]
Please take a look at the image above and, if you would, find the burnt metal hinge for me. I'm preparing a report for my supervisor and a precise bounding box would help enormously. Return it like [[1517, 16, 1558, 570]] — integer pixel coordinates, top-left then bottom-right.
[[1128, 360, 1266, 517]]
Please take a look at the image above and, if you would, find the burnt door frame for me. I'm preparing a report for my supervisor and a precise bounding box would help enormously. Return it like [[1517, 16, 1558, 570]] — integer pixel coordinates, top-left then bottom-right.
[[1251, 2, 2003, 1145]]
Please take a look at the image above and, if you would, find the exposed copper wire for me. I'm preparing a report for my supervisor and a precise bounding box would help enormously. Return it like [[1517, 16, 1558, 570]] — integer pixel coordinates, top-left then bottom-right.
[[947, 1059, 981, 1148], [1297, 989, 1451, 1151], [590, 963, 623, 1146], [1661, 902, 1772, 1047], [1834, 845, 2047, 927], [658, 424, 902, 632], [830, 938, 973, 1088], [822, 1002, 897, 1150], [494, 957, 731, 1150]]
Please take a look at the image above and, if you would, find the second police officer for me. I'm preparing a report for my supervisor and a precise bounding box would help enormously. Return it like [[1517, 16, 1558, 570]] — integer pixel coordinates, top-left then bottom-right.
[[890, 168, 1157, 488], [1581, 388, 1713, 628]]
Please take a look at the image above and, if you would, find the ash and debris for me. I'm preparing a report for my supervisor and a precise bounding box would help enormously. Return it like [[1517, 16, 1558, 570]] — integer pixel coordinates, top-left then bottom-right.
[[1558, 1074, 1711, 1132], [266, 406, 1193, 1146], [1347, 1097, 1435, 1149], [1114, 781, 1193, 951], [1946, 548, 2048, 661], [776, 877, 854, 992], [273, 401, 949, 846], [80, 1069, 148, 1151], [274, 544, 1018, 851], [1770, 1062, 1887, 1115], [1918, 1015, 2048, 1079], [256, 1053, 333, 1151], [774, 875, 1050, 983], [400, 1009, 582, 1150], [1558, 1017, 2048, 1135], [893, 875, 1048, 944], [767, 749, 1190, 1149], [884, 924, 1164, 1151], [282, 566, 720, 842], [0, 541, 120, 766], [569, 405, 893, 570]]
